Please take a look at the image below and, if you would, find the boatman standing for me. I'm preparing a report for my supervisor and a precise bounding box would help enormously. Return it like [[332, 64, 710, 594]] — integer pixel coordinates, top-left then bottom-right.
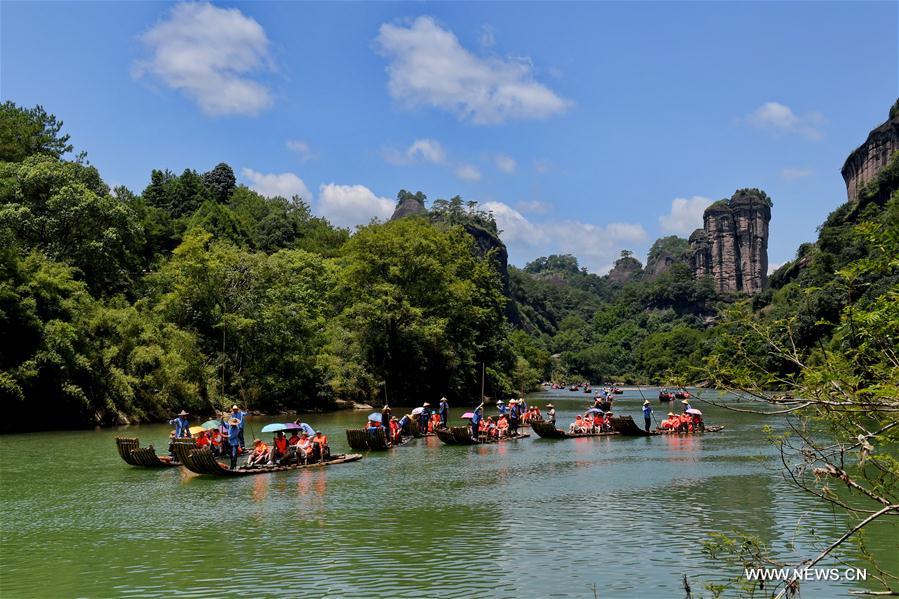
[[381, 404, 391, 435], [642, 400, 653, 432], [681, 398, 692, 413], [438, 397, 449, 429], [470, 405, 483, 440], [508, 399, 520, 435], [226, 417, 242, 469], [230, 405, 247, 449], [546, 403, 556, 425], [168, 410, 191, 438]]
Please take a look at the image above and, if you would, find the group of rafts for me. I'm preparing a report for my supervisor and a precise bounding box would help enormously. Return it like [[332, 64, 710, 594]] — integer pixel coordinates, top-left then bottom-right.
[[116, 389, 722, 479]]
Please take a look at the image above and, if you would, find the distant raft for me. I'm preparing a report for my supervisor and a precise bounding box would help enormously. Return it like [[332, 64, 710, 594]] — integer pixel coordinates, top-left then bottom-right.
[[177, 444, 362, 477], [115, 437, 179, 468], [530, 420, 619, 439], [436, 426, 529, 445]]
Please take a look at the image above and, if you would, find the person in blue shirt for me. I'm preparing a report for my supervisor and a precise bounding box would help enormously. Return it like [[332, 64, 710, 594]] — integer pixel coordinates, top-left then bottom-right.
[[418, 403, 431, 434], [508, 400, 520, 435], [168, 410, 191, 438], [642, 400, 653, 432], [496, 399, 507, 416], [229, 405, 247, 449], [438, 397, 449, 429], [470, 405, 483, 440], [225, 417, 242, 469], [681, 399, 692, 413]]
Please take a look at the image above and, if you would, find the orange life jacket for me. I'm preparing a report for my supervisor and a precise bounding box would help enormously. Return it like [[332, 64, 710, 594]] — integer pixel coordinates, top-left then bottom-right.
[[274, 437, 288, 453]]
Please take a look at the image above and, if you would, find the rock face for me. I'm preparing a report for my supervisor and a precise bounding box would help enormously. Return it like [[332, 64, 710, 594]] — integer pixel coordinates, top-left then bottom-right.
[[390, 195, 427, 220], [842, 100, 899, 202], [644, 236, 690, 280], [607, 254, 643, 284], [690, 189, 771, 294]]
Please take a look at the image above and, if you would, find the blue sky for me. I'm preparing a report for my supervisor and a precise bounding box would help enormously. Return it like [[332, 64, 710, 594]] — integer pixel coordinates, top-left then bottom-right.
[[2, 1, 897, 273]]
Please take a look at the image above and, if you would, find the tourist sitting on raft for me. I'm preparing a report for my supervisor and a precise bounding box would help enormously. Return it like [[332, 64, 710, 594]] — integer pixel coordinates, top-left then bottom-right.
[[310, 430, 330, 462], [568, 415, 590, 434], [389, 417, 401, 443], [290, 432, 313, 464], [246, 439, 270, 467], [497, 414, 509, 437], [660, 412, 679, 430], [195, 430, 210, 448], [268, 431, 290, 465]]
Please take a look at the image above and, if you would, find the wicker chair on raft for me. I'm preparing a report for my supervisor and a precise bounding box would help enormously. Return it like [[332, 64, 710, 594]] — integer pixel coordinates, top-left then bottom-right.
[[115, 437, 179, 468]]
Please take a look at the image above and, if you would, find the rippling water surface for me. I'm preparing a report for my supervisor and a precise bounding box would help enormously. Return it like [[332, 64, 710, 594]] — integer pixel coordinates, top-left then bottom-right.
[[2, 389, 896, 598]]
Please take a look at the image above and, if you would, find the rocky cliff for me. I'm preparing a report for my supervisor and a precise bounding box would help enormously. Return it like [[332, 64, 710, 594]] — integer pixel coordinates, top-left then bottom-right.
[[690, 189, 771, 294], [842, 99, 899, 202], [607, 253, 643, 284]]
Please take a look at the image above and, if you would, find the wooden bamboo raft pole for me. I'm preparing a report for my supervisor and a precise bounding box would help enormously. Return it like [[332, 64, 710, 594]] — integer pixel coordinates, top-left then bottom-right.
[[115, 437, 179, 468], [179, 446, 363, 477], [530, 420, 619, 439]]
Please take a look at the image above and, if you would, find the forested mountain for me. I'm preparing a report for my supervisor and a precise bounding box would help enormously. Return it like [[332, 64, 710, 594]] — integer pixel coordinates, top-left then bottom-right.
[[1, 99, 896, 430]]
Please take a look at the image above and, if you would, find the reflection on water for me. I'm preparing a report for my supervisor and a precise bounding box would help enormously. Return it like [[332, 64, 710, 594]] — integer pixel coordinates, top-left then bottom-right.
[[1, 389, 895, 598]]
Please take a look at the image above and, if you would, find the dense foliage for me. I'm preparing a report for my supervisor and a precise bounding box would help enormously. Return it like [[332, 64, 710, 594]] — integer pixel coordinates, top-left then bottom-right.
[[0, 103, 519, 430]]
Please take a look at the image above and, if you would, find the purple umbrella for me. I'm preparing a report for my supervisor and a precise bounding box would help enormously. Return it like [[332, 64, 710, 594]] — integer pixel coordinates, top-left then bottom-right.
[[461, 412, 475, 419], [685, 408, 703, 416], [282, 422, 301, 431], [585, 408, 604, 415]]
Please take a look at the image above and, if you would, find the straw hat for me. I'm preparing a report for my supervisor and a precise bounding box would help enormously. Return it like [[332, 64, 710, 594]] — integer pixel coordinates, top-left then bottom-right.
[[546, 404, 554, 408], [440, 397, 448, 402], [253, 439, 262, 445], [681, 399, 689, 404], [423, 402, 431, 407], [496, 399, 504, 404], [232, 405, 240, 410], [667, 412, 675, 416], [177, 410, 189, 416], [643, 400, 650, 405], [227, 417, 240, 426]]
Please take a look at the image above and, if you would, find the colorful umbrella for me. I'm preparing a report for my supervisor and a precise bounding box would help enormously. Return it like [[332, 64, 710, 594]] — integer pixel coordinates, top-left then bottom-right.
[[368, 412, 383, 423], [461, 412, 475, 419], [188, 425, 206, 435], [282, 422, 301, 431], [200, 419, 221, 430], [685, 408, 703, 416], [261, 423, 288, 433]]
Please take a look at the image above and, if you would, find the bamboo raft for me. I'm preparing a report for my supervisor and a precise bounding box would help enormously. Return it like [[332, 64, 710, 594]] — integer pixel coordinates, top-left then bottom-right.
[[435, 426, 530, 445], [115, 437, 179, 467], [177, 444, 363, 476], [345, 428, 412, 451], [530, 420, 619, 439], [609, 416, 724, 437]]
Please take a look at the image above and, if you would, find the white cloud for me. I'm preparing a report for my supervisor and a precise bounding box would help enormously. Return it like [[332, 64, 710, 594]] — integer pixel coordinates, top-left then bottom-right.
[[494, 153, 517, 174], [768, 261, 785, 275], [241, 168, 311, 200], [483, 201, 647, 274], [134, 2, 273, 116], [375, 16, 569, 124], [407, 138, 447, 164], [745, 102, 824, 140], [382, 138, 447, 165], [515, 200, 551, 214], [455, 164, 482, 182], [659, 196, 713, 235], [780, 167, 813, 181], [286, 140, 315, 162], [317, 184, 395, 229]]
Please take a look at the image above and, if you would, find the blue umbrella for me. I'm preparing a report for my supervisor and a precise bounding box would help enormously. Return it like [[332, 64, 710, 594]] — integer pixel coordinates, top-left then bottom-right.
[[261, 422, 288, 433], [368, 412, 383, 423], [297, 422, 316, 436], [585, 408, 604, 415]]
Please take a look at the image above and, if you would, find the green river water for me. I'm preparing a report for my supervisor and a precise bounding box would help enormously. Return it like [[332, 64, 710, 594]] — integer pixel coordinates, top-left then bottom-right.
[[1, 388, 896, 598]]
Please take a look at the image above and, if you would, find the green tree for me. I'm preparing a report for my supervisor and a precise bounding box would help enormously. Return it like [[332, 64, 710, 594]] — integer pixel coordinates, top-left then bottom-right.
[[203, 162, 237, 204], [0, 102, 74, 162]]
